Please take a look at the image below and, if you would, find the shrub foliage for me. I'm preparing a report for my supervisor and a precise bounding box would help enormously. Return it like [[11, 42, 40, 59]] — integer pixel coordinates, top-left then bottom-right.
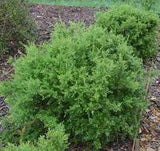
[[3, 124, 68, 151], [96, 5, 159, 59], [0, 23, 147, 150], [0, 0, 35, 56]]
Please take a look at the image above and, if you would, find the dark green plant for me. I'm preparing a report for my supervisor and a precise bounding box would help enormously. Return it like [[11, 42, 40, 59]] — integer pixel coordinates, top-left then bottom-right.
[[1, 113, 68, 151], [2, 124, 68, 151], [0, 23, 146, 150], [96, 4, 159, 60], [0, 0, 36, 56]]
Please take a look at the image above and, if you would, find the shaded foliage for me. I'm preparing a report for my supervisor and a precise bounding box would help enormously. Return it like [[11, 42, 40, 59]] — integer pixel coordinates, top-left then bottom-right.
[[0, 0, 36, 56]]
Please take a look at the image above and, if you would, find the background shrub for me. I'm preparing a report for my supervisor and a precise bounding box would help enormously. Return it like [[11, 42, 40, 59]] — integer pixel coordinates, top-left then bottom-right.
[[0, 0, 35, 56], [0, 23, 146, 150], [96, 4, 159, 59]]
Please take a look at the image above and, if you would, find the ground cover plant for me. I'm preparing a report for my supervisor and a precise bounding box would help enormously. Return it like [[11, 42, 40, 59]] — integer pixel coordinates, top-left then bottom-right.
[[96, 5, 159, 60], [0, 0, 35, 56], [0, 22, 148, 150]]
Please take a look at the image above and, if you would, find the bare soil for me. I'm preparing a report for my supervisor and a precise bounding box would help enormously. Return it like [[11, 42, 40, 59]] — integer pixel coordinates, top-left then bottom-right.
[[30, 4, 106, 42]]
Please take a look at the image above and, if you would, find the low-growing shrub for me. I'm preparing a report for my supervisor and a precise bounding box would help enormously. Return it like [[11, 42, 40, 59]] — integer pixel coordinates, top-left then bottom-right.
[[0, 0, 35, 56], [0, 23, 146, 150], [96, 4, 159, 59]]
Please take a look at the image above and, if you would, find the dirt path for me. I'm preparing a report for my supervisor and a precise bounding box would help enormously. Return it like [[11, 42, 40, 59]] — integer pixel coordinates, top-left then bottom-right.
[[0, 4, 159, 151]]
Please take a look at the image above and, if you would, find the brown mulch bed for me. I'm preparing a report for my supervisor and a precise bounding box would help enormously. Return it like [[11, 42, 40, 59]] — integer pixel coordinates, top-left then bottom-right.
[[0, 4, 160, 151], [30, 4, 106, 42]]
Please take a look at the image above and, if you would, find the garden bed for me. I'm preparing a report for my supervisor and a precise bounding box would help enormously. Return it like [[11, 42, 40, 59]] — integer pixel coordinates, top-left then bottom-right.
[[0, 4, 160, 151]]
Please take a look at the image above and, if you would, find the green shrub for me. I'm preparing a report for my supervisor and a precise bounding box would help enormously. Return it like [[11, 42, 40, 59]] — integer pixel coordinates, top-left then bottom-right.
[[0, 23, 146, 150], [96, 5, 159, 59], [0, 0, 35, 56]]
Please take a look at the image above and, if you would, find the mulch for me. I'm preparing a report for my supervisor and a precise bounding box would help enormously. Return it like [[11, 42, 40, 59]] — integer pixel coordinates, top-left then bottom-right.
[[0, 3, 159, 151], [30, 4, 106, 42]]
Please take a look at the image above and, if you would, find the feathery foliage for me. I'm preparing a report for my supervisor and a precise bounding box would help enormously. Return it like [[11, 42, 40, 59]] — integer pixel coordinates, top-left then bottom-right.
[[96, 5, 159, 59], [0, 23, 147, 150]]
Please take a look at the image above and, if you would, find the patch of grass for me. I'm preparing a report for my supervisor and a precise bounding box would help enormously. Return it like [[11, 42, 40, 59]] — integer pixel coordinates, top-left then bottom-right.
[[28, 0, 160, 13], [154, 1, 160, 13], [28, 0, 116, 7]]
